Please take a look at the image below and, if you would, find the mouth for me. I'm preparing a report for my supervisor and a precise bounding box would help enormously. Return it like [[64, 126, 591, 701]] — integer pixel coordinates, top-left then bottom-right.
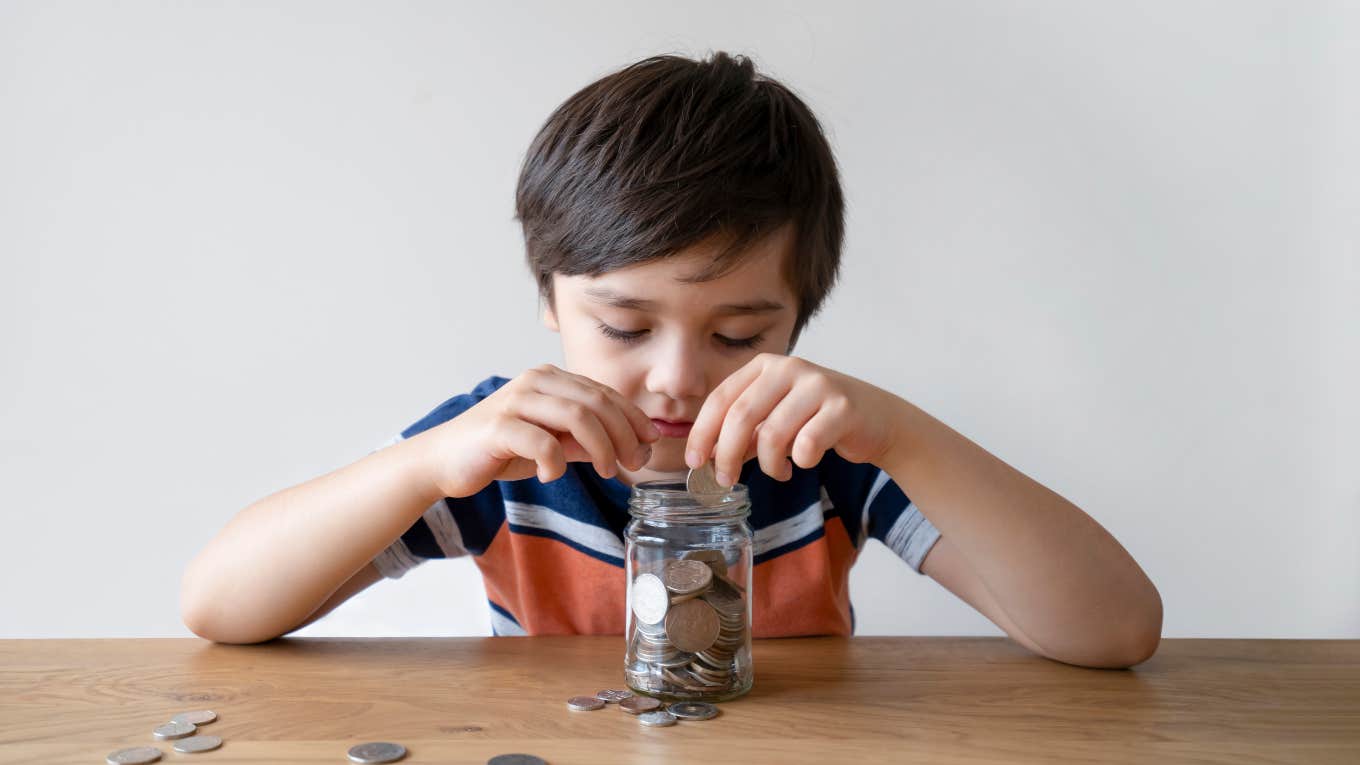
[[650, 418, 694, 438]]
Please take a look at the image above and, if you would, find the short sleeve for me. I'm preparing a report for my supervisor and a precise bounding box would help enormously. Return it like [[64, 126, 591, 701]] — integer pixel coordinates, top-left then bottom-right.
[[861, 467, 942, 575], [369, 376, 511, 579]]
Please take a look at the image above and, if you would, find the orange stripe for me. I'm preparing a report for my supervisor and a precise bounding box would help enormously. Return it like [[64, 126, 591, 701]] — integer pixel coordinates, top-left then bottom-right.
[[474, 521, 626, 635], [473, 517, 861, 637]]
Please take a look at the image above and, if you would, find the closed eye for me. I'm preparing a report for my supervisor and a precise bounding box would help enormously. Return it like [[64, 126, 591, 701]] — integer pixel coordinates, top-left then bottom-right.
[[596, 323, 764, 349]]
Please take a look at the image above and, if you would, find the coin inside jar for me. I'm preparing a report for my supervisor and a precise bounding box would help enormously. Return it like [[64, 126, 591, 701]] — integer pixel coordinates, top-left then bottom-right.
[[630, 572, 670, 625], [664, 598, 721, 653], [662, 559, 713, 596], [682, 548, 728, 577]]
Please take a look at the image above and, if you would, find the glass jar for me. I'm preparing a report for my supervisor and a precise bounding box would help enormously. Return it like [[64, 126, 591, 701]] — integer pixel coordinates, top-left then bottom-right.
[[623, 478, 753, 702]]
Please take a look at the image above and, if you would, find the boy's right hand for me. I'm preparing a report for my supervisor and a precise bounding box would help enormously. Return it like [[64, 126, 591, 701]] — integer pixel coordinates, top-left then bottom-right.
[[419, 365, 661, 499]]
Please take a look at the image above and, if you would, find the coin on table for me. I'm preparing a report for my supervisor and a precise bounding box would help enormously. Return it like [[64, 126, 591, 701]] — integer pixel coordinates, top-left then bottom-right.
[[151, 721, 196, 740], [567, 695, 605, 711], [662, 558, 713, 596], [637, 710, 678, 727], [665, 598, 721, 653], [172, 735, 222, 754], [347, 742, 407, 763], [686, 460, 727, 494], [595, 689, 634, 703], [487, 756, 548, 765], [668, 701, 720, 720], [106, 746, 163, 765], [618, 695, 662, 715], [170, 710, 216, 726], [631, 572, 669, 625]]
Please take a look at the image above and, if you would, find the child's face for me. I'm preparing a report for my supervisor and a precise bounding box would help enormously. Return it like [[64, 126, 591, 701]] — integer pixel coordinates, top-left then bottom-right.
[[543, 225, 799, 486]]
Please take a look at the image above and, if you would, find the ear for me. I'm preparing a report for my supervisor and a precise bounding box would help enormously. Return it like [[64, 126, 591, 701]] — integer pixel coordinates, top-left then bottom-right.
[[541, 298, 560, 332]]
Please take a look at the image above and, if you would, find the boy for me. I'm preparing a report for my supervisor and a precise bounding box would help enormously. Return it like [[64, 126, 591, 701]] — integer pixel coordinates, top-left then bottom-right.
[[182, 52, 1162, 669]]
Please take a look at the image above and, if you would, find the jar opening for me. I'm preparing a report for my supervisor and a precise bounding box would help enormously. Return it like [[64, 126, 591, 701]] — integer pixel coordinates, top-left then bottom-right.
[[628, 479, 751, 521]]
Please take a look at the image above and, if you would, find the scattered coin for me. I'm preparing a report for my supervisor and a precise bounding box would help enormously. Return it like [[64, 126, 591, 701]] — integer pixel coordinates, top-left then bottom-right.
[[487, 756, 548, 765], [595, 689, 634, 703], [106, 747, 163, 765], [566, 695, 605, 711], [151, 721, 196, 740], [686, 460, 727, 495], [347, 741, 407, 764], [618, 695, 662, 715], [637, 710, 678, 727], [170, 710, 217, 726], [667, 701, 720, 720], [630, 572, 669, 625], [172, 735, 222, 754]]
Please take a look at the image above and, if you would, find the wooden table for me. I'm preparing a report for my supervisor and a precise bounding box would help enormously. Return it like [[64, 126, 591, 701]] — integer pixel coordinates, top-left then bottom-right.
[[2, 637, 1357, 764]]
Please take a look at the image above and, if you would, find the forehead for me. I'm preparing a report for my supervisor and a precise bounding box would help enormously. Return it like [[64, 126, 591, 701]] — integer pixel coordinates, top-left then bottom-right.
[[560, 227, 796, 312]]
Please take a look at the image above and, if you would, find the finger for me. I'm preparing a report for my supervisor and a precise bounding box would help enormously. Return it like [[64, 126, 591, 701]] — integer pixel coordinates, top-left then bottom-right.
[[790, 402, 846, 469], [756, 385, 822, 481], [510, 390, 620, 478], [685, 357, 765, 469], [498, 416, 568, 483], [536, 371, 653, 470], [556, 368, 661, 445], [712, 369, 793, 488]]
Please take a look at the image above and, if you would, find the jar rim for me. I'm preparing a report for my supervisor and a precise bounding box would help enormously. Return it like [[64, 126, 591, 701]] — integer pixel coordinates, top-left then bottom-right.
[[628, 479, 750, 520]]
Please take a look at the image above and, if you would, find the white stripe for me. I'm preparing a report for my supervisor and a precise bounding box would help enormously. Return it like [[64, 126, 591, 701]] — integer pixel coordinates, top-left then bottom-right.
[[885, 502, 925, 559], [860, 469, 893, 545], [753, 489, 832, 557], [422, 500, 467, 558], [370, 433, 404, 454], [490, 608, 527, 636], [503, 501, 625, 560], [371, 536, 422, 579]]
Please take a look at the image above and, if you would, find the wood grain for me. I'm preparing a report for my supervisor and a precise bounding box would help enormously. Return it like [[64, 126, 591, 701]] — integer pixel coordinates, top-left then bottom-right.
[[1, 637, 1356, 764]]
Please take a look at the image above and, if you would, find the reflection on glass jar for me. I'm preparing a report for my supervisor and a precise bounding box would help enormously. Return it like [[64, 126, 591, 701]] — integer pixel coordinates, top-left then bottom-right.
[[624, 479, 753, 702]]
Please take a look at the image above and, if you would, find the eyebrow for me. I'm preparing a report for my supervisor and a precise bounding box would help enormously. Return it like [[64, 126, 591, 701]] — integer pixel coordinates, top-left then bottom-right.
[[584, 287, 786, 316]]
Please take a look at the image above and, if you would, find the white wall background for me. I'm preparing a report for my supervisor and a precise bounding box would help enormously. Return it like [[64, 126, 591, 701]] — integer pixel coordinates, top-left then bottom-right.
[[2, 1, 1356, 640]]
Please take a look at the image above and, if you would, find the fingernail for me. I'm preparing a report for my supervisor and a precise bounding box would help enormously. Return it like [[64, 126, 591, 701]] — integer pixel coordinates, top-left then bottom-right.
[[685, 449, 701, 469], [648, 421, 661, 439], [635, 444, 652, 466], [715, 470, 733, 489]]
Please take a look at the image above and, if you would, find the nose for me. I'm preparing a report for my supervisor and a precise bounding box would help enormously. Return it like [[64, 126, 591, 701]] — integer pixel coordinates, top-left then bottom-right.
[[644, 332, 709, 406]]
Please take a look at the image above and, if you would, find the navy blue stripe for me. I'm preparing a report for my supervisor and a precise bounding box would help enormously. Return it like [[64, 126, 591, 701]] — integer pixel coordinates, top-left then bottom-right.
[[401, 517, 444, 559], [505, 524, 626, 568], [488, 599, 520, 625]]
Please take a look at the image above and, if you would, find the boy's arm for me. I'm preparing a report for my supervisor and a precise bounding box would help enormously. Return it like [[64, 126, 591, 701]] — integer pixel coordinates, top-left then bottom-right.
[[180, 432, 443, 644], [884, 398, 1164, 669]]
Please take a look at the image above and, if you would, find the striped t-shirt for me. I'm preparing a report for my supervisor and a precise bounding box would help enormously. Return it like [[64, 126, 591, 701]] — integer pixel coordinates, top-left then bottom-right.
[[372, 375, 942, 637]]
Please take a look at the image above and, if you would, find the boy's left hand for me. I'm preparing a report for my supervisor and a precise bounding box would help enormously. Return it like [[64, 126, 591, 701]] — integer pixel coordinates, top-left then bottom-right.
[[684, 353, 904, 488]]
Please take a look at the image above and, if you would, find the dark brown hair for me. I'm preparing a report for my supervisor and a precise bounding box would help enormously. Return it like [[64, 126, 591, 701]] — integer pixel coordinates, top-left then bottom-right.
[[514, 51, 845, 351]]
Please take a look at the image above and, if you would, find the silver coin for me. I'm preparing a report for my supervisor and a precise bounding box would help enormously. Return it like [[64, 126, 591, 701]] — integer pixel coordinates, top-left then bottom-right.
[[595, 689, 634, 703], [170, 710, 217, 726], [686, 461, 726, 494], [172, 735, 222, 753], [637, 710, 678, 727], [487, 756, 548, 765], [347, 742, 407, 763], [630, 572, 669, 625], [106, 746, 163, 765], [566, 695, 605, 711], [151, 721, 196, 740], [667, 701, 720, 720]]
